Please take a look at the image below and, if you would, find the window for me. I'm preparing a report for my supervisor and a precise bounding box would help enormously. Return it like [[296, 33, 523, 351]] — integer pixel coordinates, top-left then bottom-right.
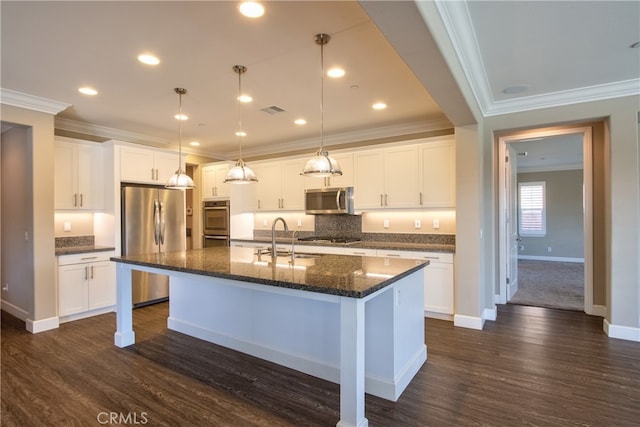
[[519, 181, 546, 236]]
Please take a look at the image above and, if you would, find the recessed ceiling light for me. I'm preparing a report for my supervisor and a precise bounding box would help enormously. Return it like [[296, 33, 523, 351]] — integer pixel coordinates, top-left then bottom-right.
[[238, 94, 253, 103], [327, 67, 345, 78], [294, 118, 307, 125], [235, 131, 247, 137], [138, 53, 160, 65], [239, 2, 264, 18], [502, 85, 529, 94], [78, 87, 98, 96], [189, 141, 200, 147], [174, 114, 188, 121], [372, 102, 387, 110]]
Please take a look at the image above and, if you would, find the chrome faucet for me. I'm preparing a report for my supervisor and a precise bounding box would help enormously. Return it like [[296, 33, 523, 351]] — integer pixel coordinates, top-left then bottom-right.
[[271, 217, 288, 258]]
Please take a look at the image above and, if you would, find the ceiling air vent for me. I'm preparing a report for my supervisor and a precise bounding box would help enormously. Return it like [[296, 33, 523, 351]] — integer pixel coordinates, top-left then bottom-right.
[[260, 105, 286, 115]]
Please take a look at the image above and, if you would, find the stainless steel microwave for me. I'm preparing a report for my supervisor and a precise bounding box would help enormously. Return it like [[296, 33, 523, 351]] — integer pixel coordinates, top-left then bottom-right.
[[305, 187, 354, 215]]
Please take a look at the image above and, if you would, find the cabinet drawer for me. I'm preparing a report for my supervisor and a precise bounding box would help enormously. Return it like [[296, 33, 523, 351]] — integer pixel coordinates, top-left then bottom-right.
[[58, 251, 114, 266], [376, 249, 453, 264]]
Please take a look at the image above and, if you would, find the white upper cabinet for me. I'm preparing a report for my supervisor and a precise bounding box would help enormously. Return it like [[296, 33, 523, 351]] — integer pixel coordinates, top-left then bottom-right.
[[304, 152, 354, 190], [419, 137, 456, 207], [201, 162, 231, 199], [354, 145, 420, 209], [252, 158, 305, 211], [120, 145, 180, 185], [54, 139, 104, 210]]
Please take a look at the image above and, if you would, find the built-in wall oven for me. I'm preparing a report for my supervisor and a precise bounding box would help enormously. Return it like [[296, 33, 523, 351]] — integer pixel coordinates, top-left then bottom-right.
[[203, 200, 230, 247]]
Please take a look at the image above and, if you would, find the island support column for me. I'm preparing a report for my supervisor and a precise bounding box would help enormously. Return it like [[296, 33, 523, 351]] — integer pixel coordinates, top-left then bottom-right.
[[338, 296, 368, 427], [114, 263, 135, 347]]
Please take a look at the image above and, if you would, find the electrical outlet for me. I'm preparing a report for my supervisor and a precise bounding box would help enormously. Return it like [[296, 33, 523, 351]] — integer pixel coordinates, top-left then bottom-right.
[[297, 218, 302, 227], [64, 222, 72, 232], [414, 219, 421, 229], [433, 219, 440, 229], [263, 219, 268, 227], [383, 219, 390, 229], [547, 246, 552, 253]]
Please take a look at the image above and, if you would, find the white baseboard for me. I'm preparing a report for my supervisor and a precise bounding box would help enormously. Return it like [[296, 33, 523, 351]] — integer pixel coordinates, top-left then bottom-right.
[[494, 293, 506, 305], [59, 306, 115, 324], [483, 307, 497, 321], [603, 319, 640, 342], [27, 316, 59, 333], [453, 314, 484, 330], [518, 255, 584, 263], [1, 299, 28, 321], [424, 311, 453, 321]]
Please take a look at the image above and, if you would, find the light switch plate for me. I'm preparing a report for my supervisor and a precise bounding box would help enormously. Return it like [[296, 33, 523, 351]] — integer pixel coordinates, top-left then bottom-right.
[[432, 219, 440, 229], [383, 219, 390, 228], [64, 222, 72, 232], [414, 219, 421, 229]]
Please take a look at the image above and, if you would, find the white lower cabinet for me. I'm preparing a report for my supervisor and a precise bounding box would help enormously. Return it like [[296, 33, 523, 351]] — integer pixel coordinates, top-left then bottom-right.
[[57, 252, 116, 321], [377, 249, 454, 317]]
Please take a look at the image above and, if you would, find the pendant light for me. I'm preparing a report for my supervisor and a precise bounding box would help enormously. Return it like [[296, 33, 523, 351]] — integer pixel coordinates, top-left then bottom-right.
[[166, 88, 196, 190], [301, 33, 342, 178], [224, 65, 258, 184]]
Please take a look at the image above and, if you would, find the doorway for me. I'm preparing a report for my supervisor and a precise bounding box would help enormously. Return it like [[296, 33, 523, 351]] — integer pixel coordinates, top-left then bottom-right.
[[498, 125, 595, 314]]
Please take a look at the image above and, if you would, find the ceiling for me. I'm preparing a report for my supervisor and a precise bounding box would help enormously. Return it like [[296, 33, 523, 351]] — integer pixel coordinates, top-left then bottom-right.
[[2, 1, 638, 163]]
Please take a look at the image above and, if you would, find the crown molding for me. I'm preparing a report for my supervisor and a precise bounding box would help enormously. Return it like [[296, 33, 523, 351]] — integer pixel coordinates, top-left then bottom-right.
[[484, 79, 640, 116], [238, 116, 453, 159], [0, 88, 71, 115], [55, 117, 170, 145]]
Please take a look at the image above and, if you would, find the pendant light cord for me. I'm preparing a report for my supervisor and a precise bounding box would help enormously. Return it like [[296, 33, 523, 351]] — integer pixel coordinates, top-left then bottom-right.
[[319, 39, 324, 153], [174, 87, 187, 174]]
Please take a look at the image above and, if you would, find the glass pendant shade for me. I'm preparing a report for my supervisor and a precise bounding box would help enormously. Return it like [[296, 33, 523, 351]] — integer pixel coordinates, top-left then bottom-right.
[[166, 87, 195, 190], [302, 150, 342, 178], [166, 168, 196, 189], [224, 159, 258, 184]]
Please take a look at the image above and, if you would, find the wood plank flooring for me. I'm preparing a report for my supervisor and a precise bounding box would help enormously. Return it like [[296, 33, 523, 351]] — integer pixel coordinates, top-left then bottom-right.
[[2, 304, 638, 426]]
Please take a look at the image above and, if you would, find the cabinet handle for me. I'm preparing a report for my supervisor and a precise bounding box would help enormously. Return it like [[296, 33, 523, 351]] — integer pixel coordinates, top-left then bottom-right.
[[257, 200, 261, 209], [380, 194, 383, 207], [156, 169, 159, 181], [80, 193, 83, 207], [423, 256, 440, 260], [151, 168, 155, 180], [352, 251, 367, 255], [80, 256, 98, 261], [90, 266, 94, 279], [384, 253, 401, 257], [420, 192, 423, 205], [84, 266, 88, 280], [74, 193, 78, 207]]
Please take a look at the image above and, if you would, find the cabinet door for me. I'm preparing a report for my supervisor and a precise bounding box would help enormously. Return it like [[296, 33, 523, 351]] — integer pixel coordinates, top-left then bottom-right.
[[76, 144, 104, 209], [384, 145, 420, 208], [120, 146, 156, 183], [88, 261, 116, 310], [201, 165, 217, 199], [280, 159, 305, 210], [154, 152, 180, 183], [213, 163, 231, 198], [58, 264, 89, 316], [423, 262, 454, 314], [54, 141, 77, 209], [253, 162, 281, 210], [420, 139, 456, 207], [354, 150, 385, 209]]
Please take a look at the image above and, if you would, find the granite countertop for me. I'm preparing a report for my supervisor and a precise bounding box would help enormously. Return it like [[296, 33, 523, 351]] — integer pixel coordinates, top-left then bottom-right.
[[111, 247, 428, 298], [56, 246, 116, 256], [232, 237, 455, 254]]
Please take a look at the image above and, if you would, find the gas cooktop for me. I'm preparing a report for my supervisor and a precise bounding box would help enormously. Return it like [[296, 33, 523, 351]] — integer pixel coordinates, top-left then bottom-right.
[[297, 236, 361, 244]]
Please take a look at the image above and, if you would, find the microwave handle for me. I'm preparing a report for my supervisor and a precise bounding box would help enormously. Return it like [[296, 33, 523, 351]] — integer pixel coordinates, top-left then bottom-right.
[[336, 189, 342, 210]]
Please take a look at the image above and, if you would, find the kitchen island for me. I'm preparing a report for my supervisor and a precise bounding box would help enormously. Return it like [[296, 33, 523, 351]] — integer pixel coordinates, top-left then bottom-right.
[[111, 247, 429, 427]]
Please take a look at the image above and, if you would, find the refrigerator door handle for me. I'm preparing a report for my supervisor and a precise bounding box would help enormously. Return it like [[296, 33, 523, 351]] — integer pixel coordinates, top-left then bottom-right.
[[153, 199, 160, 245], [159, 201, 166, 245]]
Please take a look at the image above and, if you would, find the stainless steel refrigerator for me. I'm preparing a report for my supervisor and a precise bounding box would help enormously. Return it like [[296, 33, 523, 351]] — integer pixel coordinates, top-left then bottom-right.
[[121, 184, 186, 307]]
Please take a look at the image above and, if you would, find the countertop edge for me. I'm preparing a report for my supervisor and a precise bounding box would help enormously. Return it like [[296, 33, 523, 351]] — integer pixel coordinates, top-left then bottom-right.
[[231, 238, 455, 254], [56, 246, 116, 256]]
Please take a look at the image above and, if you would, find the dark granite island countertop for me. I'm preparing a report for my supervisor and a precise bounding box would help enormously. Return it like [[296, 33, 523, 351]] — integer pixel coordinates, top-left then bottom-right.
[[111, 246, 428, 426], [110, 246, 428, 298]]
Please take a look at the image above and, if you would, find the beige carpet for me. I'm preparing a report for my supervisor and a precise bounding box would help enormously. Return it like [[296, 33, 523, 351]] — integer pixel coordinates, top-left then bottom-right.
[[509, 260, 584, 311]]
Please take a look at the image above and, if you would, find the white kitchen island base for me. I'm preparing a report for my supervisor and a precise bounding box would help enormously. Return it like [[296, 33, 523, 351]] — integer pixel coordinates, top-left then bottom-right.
[[112, 249, 427, 427]]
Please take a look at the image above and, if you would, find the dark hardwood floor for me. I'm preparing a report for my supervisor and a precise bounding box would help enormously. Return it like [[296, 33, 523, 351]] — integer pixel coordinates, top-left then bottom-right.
[[2, 304, 638, 426]]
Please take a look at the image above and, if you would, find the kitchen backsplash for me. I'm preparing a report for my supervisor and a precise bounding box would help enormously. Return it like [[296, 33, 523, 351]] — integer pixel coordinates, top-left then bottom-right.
[[55, 235, 95, 248]]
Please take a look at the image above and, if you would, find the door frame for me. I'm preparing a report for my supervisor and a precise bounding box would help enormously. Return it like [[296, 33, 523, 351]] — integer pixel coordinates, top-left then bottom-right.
[[497, 125, 595, 314]]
